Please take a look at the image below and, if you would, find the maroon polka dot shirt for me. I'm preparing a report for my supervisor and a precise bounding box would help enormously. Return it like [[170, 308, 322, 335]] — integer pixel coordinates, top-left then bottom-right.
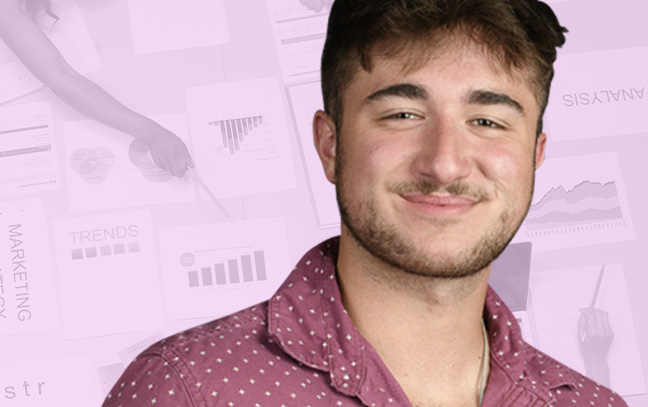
[[103, 236, 628, 407]]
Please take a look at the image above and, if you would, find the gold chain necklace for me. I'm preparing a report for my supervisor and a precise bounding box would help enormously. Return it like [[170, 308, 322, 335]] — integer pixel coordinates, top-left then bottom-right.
[[478, 318, 489, 407]]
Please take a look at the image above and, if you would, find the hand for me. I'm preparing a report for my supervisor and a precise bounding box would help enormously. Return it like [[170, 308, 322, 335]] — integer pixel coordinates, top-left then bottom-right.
[[143, 126, 194, 178], [578, 307, 614, 364], [299, 0, 333, 12]]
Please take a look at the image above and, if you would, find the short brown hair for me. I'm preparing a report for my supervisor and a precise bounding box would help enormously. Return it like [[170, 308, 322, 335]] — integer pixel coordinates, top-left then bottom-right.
[[320, 0, 567, 137]]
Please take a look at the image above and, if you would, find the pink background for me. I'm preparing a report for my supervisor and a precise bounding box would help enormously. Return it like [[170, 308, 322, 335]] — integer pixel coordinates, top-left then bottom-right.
[[0, 0, 646, 405]]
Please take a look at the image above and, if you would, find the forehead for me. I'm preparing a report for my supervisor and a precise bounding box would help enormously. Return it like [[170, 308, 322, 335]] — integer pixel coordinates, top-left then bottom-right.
[[346, 38, 538, 111]]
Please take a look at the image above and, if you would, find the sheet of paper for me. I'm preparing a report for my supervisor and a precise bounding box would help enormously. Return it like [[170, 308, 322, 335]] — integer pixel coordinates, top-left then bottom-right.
[[546, 47, 647, 141], [0, 102, 60, 197], [41, 0, 102, 74], [52, 210, 164, 340], [0, 356, 101, 406], [529, 264, 646, 397], [157, 217, 291, 321], [0, 47, 43, 105], [265, 0, 331, 84], [0, 0, 102, 104], [97, 363, 125, 398], [185, 77, 297, 198], [287, 81, 339, 228], [510, 152, 635, 251], [0, 199, 58, 337], [63, 114, 196, 212], [117, 332, 164, 366], [512, 310, 535, 346], [127, 0, 230, 54]]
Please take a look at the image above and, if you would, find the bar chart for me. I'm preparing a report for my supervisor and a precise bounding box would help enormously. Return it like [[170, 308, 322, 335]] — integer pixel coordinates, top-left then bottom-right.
[[208, 115, 265, 156], [187, 250, 268, 288], [185, 78, 296, 198], [157, 218, 291, 321]]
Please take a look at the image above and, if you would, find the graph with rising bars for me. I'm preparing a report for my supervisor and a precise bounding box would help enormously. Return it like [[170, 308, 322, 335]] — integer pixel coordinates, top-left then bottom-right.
[[208, 115, 264, 155], [187, 249, 268, 288]]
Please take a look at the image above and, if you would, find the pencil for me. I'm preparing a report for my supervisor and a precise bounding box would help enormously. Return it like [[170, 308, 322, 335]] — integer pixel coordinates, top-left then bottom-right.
[[580, 263, 605, 342], [189, 167, 236, 224]]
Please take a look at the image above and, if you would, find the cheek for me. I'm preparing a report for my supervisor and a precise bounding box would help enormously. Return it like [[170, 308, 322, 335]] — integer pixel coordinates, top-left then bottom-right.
[[342, 129, 393, 182], [477, 142, 535, 198]]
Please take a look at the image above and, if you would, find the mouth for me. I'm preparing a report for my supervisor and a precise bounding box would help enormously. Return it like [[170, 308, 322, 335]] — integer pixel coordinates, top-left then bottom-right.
[[400, 193, 479, 216]]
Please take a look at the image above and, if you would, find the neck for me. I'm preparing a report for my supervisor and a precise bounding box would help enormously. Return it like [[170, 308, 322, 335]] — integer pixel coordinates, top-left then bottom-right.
[[336, 233, 491, 406]]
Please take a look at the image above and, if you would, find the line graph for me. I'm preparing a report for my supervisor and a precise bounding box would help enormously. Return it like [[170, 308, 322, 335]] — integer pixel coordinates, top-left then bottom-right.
[[524, 180, 626, 237], [511, 152, 635, 251]]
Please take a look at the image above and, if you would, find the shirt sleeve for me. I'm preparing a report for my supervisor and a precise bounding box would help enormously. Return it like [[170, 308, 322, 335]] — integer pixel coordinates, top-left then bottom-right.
[[551, 380, 629, 407], [101, 354, 196, 407]]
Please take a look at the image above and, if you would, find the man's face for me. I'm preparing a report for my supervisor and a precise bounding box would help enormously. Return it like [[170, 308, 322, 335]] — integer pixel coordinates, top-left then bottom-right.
[[315, 40, 547, 279]]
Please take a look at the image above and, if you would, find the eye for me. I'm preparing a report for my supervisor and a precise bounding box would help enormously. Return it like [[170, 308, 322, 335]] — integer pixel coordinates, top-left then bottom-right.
[[471, 118, 504, 129], [385, 112, 421, 120]]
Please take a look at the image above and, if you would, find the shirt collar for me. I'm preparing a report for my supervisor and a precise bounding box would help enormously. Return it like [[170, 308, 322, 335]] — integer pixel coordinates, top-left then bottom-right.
[[268, 235, 577, 402], [268, 235, 365, 396], [483, 277, 577, 402]]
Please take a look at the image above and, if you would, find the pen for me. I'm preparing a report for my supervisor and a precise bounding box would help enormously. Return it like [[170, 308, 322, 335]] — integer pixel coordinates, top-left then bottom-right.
[[580, 263, 605, 342], [189, 167, 235, 224]]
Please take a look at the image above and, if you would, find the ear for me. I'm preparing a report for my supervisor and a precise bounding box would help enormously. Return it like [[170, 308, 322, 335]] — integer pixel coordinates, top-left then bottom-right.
[[534, 132, 547, 170], [313, 110, 338, 184]]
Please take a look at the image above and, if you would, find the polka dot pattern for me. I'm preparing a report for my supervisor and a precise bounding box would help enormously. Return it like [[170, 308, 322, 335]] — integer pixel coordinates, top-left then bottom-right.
[[102, 236, 629, 407]]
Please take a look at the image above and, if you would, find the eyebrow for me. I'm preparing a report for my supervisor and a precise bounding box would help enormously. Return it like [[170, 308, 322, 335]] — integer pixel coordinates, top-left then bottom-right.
[[363, 83, 429, 105], [467, 89, 525, 116], [363, 84, 525, 116]]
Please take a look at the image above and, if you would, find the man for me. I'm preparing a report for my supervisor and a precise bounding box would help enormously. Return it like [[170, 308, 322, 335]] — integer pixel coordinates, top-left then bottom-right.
[[103, 1, 629, 406]]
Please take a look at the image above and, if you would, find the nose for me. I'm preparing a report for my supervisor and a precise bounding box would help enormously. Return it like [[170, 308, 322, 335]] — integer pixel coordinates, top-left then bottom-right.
[[411, 119, 472, 186]]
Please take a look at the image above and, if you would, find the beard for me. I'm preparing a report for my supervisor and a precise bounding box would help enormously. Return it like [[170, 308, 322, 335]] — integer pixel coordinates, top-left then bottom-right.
[[334, 136, 535, 280]]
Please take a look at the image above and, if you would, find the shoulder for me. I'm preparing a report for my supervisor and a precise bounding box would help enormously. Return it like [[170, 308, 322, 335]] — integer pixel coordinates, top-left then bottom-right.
[[102, 301, 272, 407], [520, 342, 628, 407], [145, 301, 271, 364]]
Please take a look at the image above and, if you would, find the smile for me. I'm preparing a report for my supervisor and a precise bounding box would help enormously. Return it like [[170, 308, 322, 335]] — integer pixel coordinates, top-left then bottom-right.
[[400, 193, 478, 216]]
